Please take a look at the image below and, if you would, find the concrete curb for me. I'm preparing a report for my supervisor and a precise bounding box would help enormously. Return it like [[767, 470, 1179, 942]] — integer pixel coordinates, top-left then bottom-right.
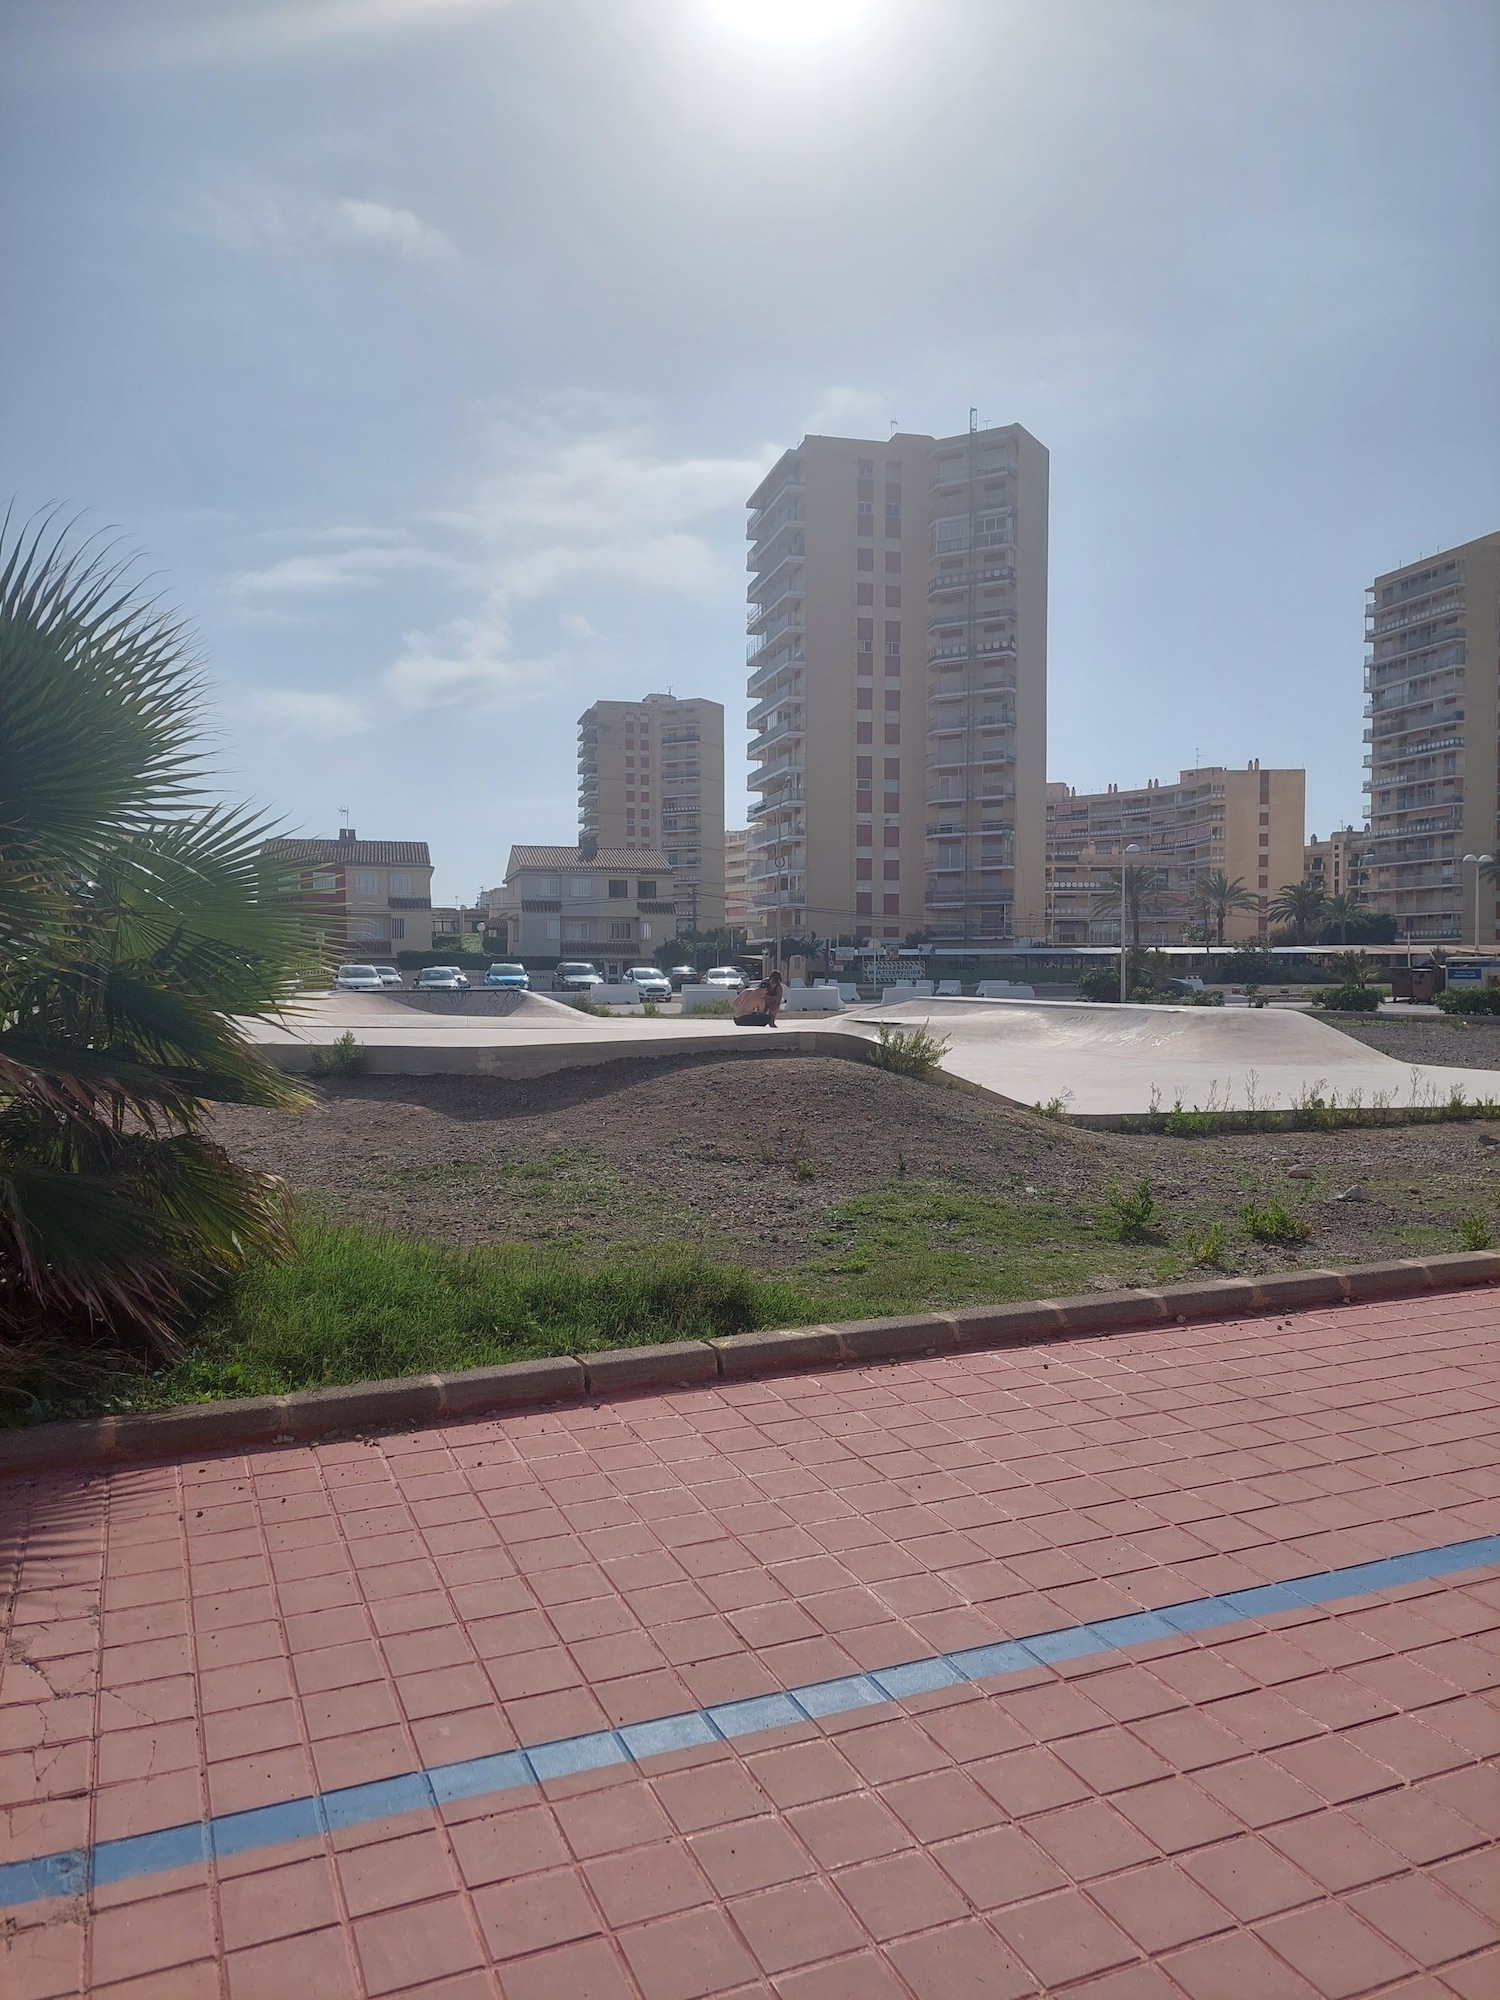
[[4, 1253, 1497, 1475]]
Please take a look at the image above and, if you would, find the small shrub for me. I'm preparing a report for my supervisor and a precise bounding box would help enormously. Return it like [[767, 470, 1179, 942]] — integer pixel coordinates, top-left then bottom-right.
[[569, 995, 612, 1017], [1185, 989, 1225, 1006], [683, 996, 733, 1017], [790, 1132, 815, 1182], [1241, 1197, 1311, 1244], [869, 1023, 952, 1078], [1436, 986, 1500, 1015], [310, 1031, 366, 1078], [1191, 1219, 1229, 1268], [1032, 1093, 1071, 1120], [1104, 1178, 1163, 1244], [1459, 1215, 1493, 1251], [1313, 985, 1379, 1013], [1076, 966, 1121, 1003]]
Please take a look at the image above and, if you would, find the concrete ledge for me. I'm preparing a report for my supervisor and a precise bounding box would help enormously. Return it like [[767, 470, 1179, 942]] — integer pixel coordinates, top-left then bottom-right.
[[5, 1253, 1498, 1473], [710, 1325, 849, 1379], [584, 1343, 719, 1393]]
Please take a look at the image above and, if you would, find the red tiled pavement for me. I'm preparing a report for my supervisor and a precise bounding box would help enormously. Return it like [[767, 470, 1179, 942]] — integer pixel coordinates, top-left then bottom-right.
[[3, 1288, 1499, 1997]]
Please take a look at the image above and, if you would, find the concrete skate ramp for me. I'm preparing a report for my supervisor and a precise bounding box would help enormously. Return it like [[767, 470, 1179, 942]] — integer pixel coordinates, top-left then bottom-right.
[[872, 997, 1499, 1117], [387, 988, 592, 1022]]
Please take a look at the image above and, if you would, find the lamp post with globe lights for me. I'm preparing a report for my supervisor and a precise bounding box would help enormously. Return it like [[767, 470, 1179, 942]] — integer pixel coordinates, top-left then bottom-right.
[[1120, 842, 1142, 1002]]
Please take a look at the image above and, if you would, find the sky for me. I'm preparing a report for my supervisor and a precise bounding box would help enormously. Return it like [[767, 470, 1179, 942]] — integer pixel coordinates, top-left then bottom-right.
[[4, 0, 1497, 903]]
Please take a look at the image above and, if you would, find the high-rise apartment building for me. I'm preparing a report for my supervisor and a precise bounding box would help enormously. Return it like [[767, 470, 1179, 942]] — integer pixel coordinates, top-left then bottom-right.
[[744, 421, 1048, 950], [1046, 765, 1305, 944], [577, 693, 725, 931], [1304, 828, 1370, 906], [723, 828, 749, 935], [1364, 534, 1500, 943]]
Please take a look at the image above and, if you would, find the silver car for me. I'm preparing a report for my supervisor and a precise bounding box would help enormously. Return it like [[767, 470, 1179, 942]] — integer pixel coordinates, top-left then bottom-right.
[[416, 965, 471, 990], [333, 964, 385, 991]]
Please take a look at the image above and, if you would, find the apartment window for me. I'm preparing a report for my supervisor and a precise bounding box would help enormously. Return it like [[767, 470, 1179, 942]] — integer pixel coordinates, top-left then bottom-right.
[[884, 826, 900, 848], [857, 757, 873, 781], [637, 880, 656, 897], [312, 872, 336, 892], [932, 517, 970, 554], [353, 918, 384, 941], [884, 758, 900, 779], [609, 921, 633, 941], [537, 875, 559, 897], [858, 459, 874, 477], [392, 918, 405, 941], [857, 618, 874, 641], [570, 877, 592, 897], [884, 690, 900, 711], [392, 873, 413, 897], [858, 722, 873, 744], [857, 893, 873, 917], [353, 870, 379, 897], [883, 895, 900, 915], [857, 859, 873, 880], [884, 620, 900, 643], [857, 824, 873, 848], [884, 724, 900, 744], [546, 917, 560, 939], [883, 861, 900, 881], [857, 583, 874, 605], [608, 879, 628, 898], [857, 688, 873, 709], [1259, 811, 1269, 826], [572, 919, 594, 941], [857, 548, 874, 571], [885, 587, 901, 607]]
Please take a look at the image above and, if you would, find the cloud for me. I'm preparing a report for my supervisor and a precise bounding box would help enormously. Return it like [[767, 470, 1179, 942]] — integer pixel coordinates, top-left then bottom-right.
[[251, 689, 371, 734], [149, 0, 521, 65], [233, 537, 466, 597], [203, 187, 457, 265], [380, 417, 775, 710], [558, 612, 598, 640]]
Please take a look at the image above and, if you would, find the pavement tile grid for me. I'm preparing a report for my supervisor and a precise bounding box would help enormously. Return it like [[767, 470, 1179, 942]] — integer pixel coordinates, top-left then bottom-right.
[[1, 1290, 1498, 1998]]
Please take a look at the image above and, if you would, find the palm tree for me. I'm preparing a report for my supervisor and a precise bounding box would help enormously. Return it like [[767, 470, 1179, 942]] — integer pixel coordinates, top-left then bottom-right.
[[1268, 878, 1327, 947], [1, 518, 315, 1354], [1322, 892, 1361, 945], [1194, 870, 1258, 947], [1090, 865, 1161, 952]]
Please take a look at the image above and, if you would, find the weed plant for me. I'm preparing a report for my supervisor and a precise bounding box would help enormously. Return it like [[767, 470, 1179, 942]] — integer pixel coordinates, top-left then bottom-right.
[[1459, 1215, 1493, 1251], [869, 1023, 952, 1078], [1104, 1178, 1164, 1243], [310, 1031, 367, 1079], [1241, 1198, 1312, 1245]]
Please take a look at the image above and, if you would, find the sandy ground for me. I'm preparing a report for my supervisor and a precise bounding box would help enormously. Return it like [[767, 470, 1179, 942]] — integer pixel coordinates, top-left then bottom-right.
[[209, 1055, 1500, 1270], [1326, 1013, 1500, 1071]]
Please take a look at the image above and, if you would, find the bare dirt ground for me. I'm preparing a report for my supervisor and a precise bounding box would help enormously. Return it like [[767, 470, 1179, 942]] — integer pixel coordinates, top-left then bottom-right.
[[1325, 1012, 1500, 1072], [209, 1051, 1500, 1273]]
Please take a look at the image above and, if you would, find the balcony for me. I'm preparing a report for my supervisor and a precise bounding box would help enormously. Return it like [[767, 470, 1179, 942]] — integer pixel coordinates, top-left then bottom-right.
[[749, 753, 806, 788], [748, 718, 805, 760], [746, 579, 805, 634], [746, 522, 805, 573], [747, 472, 804, 538], [927, 564, 1015, 597]]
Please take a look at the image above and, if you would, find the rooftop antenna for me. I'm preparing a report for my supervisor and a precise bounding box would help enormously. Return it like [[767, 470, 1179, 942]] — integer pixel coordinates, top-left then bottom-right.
[[339, 805, 350, 828], [890, 418, 898, 435]]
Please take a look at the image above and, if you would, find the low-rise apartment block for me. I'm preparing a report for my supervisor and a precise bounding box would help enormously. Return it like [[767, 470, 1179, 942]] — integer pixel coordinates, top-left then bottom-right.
[[1304, 828, 1370, 904], [744, 418, 1048, 952], [1363, 533, 1500, 943], [577, 693, 725, 931], [501, 838, 677, 974], [1046, 765, 1305, 944], [264, 829, 433, 957], [724, 827, 749, 935]]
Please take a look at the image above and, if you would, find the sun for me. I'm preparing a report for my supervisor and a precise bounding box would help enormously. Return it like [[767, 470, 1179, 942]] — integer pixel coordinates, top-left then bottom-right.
[[700, 0, 874, 49]]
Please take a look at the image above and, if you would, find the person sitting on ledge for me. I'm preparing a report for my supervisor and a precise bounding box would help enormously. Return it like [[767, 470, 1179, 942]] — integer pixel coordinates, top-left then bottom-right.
[[732, 970, 783, 1028]]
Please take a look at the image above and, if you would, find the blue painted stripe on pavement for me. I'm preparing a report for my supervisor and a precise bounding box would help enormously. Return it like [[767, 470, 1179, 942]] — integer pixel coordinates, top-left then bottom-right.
[[2, 1529, 1497, 1912]]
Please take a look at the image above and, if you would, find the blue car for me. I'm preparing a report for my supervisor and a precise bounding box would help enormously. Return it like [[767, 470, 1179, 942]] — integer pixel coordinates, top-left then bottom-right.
[[485, 962, 529, 990]]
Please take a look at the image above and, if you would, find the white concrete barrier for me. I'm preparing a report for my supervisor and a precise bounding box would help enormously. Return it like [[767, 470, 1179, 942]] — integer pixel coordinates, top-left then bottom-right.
[[976, 980, 1036, 999], [780, 987, 843, 1012]]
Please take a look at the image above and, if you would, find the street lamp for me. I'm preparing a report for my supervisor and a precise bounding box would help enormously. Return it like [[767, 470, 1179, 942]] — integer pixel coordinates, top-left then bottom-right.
[[1120, 842, 1142, 1002], [1462, 854, 1494, 947]]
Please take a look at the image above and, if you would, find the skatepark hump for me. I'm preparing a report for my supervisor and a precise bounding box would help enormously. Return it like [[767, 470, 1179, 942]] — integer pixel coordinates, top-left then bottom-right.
[[873, 996, 1499, 1117]]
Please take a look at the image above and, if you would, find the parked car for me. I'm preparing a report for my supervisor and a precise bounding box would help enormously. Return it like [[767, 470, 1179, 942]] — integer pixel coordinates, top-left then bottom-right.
[[416, 965, 470, 990], [485, 962, 530, 989], [333, 964, 385, 991], [702, 965, 746, 993], [666, 965, 697, 992], [370, 964, 403, 988], [554, 960, 603, 993], [624, 965, 672, 1000]]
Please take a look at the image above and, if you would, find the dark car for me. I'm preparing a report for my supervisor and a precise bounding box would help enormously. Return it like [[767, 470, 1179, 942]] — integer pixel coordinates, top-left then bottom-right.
[[554, 960, 603, 993], [666, 965, 697, 991]]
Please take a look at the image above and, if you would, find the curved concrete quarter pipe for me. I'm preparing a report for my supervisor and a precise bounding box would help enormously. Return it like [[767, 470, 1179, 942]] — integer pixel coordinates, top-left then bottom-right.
[[875, 996, 1500, 1118]]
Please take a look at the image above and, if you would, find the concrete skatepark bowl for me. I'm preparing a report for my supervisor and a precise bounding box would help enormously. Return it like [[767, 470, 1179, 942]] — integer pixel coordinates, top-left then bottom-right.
[[240, 991, 1500, 1119]]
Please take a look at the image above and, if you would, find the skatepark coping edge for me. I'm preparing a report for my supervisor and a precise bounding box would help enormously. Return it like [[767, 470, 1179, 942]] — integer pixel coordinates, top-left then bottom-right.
[[4, 1251, 1497, 1474]]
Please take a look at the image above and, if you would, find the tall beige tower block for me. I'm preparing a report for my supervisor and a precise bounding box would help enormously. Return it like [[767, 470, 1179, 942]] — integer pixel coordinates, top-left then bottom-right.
[[577, 693, 726, 931], [744, 422, 1048, 949], [1364, 533, 1500, 945]]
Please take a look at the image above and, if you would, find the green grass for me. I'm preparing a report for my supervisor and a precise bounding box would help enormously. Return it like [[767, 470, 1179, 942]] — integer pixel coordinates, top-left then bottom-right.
[[3, 1169, 1487, 1426]]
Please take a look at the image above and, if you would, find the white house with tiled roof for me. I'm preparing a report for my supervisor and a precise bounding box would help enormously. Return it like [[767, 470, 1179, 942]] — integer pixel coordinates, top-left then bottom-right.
[[501, 836, 678, 973], [264, 829, 434, 958]]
